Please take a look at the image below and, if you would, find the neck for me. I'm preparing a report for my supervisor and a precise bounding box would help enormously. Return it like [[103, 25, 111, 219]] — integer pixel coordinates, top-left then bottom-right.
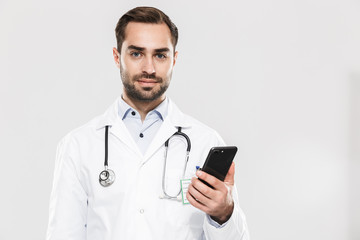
[[122, 93, 165, 122]]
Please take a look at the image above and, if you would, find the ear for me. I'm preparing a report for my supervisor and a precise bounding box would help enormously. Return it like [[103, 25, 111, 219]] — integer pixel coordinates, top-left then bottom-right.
[[113, 47, 120, 69], [173, 51, 178, 66]]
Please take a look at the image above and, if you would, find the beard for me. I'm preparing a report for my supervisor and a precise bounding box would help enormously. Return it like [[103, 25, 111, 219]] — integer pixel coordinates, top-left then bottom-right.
[[120, 64, 171, 102]]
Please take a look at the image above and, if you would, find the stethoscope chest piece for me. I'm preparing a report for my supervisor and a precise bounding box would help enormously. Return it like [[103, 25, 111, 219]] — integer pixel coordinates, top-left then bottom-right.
[[99, 168, 115, 187]]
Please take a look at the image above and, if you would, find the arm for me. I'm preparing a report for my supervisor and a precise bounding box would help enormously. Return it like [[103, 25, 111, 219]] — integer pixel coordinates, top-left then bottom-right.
[[46, 135, 88, 240], [187, 162, 249, 240]]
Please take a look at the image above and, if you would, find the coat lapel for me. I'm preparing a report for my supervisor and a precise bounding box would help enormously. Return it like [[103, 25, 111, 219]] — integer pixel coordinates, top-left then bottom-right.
[[109, 121, 142, 157], [96, 97, 142, 158], [143, 99, 192, 163]]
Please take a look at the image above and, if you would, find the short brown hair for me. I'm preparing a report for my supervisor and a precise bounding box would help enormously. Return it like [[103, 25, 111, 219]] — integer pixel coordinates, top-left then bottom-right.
[[115, 6, 178, 53]]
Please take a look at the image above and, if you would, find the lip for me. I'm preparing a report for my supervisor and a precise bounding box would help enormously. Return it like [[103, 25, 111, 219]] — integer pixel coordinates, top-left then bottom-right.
[[137, 78, 157, 83], [137, 78, 158, 87]]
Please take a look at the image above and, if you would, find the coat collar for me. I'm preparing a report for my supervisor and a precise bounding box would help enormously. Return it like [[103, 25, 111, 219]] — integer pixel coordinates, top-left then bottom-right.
[[95, 97, 192, 161]]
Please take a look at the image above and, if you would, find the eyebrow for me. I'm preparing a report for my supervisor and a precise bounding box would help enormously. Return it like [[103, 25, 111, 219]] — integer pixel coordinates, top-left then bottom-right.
[[154, 48, 170, 53], [127, 45, 145, 51], [127, 45, 170, 53]]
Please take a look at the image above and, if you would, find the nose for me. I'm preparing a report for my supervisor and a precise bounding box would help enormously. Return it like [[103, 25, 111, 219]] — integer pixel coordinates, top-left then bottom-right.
[[141, 56, 155, 75]]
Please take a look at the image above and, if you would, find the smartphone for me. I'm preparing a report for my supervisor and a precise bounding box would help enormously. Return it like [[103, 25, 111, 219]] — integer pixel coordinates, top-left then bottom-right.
[[200, 146, 238, 188]]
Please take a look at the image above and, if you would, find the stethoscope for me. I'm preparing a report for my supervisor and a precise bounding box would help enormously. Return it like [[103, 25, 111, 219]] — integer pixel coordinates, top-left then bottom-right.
[[99, 125, 191, 200], [99, 126, 115, 187]]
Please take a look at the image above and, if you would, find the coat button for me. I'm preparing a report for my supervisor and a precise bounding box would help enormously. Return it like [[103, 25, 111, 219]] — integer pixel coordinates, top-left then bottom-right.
[[140, 209, 144, 214], [139, 133, 144, 138], [131, 111, 136, 116]]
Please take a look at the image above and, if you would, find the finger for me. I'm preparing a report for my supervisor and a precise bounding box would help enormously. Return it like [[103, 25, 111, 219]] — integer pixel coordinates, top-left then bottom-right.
[[196, 170, 227, 192], [191, 177, 220, 199], [187, 181, 212, 205], [190, 177, 215, 199], [224, 162, 235, 186], [186, 188, 211, 214]]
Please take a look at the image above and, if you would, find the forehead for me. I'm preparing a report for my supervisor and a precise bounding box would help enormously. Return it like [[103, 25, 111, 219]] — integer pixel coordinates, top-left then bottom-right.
[[123, 22, 173, 51]]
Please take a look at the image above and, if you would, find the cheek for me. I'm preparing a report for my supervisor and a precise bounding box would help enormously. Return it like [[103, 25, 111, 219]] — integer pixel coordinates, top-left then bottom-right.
[[121, 59, 139, 75], [157, 62, 173, 76]]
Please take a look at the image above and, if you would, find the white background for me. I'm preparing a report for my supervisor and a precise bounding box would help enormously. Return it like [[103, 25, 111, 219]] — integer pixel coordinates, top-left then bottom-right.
[[1, 0, 359, 239]]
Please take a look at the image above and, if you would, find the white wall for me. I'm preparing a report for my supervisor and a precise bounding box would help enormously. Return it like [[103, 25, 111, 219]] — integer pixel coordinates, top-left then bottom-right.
[[0, 0, 359, 239]]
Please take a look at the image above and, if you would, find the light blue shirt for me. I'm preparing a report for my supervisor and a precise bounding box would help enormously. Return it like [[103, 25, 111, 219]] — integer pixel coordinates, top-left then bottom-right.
[[118, 97, 168, 155]]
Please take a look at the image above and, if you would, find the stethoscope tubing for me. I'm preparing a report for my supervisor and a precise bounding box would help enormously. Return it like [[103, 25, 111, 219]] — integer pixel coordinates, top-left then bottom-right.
[[104, 125, 109, 167], [99, 125, 191, 198], [162, 128, 191, 198]]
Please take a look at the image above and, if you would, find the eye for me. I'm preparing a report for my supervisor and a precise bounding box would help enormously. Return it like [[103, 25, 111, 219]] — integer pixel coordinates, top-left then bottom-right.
[[130, 52, 141, 58], [155, 53, 166, 59]]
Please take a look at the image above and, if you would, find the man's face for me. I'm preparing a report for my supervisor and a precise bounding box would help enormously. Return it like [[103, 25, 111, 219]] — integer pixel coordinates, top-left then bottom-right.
[[113, 22, 177, 102]]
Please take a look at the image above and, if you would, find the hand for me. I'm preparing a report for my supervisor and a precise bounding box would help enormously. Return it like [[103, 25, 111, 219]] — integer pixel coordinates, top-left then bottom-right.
[[186, 162, 235, 225]]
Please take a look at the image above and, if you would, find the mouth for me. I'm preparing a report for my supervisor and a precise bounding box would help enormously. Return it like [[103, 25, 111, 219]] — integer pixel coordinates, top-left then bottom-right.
[[137, 78, 159, 87], [138, 78, 158, 83]]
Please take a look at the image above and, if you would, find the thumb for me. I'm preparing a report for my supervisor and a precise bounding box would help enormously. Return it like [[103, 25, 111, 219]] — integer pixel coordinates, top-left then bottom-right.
[[224, 162, 235, 186]]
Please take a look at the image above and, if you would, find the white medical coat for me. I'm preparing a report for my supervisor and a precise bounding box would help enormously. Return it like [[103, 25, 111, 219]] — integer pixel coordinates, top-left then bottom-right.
[[47, 97, 249, 240]]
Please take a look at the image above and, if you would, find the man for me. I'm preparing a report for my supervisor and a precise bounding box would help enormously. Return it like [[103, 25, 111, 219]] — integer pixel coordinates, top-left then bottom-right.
[[47, 6, 249, 240]]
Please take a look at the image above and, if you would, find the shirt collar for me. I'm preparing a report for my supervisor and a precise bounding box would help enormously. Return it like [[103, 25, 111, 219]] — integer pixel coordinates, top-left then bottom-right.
[[96, 97, 191, 130], [118, 96, 169, 121]]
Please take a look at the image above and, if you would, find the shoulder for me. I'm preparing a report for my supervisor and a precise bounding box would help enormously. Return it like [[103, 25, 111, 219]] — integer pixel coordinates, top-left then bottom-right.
[[57, 114, 103, 153], [184, 113, 218, 133], [185, 113, 225, 146], [168, 99, 225, 146], [59, 98, 119, 145]]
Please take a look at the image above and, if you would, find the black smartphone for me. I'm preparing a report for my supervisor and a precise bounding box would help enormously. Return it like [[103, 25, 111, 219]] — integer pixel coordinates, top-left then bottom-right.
[[200, 146, 238, 188]]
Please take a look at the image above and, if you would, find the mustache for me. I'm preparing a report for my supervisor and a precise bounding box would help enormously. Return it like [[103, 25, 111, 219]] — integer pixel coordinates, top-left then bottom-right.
[[134, 73, 162, 82]]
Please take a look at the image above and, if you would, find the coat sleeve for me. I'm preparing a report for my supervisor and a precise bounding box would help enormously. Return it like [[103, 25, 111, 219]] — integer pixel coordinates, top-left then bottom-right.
[[46, 134, 88, 240], [202, 185, 250, 240], [202, 131, 250, 240]]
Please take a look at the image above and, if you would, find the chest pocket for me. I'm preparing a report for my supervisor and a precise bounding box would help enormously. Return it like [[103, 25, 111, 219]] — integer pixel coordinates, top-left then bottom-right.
[[161, 142, 204, 230]]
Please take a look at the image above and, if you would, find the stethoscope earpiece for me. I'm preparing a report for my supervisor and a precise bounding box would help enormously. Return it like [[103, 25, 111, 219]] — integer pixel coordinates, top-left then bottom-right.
[[158, 194, 183, 202]]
